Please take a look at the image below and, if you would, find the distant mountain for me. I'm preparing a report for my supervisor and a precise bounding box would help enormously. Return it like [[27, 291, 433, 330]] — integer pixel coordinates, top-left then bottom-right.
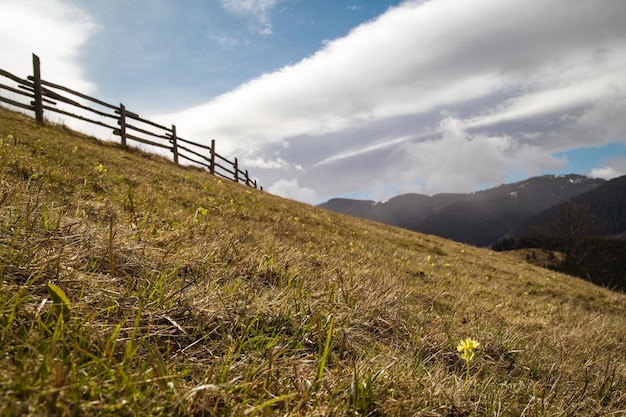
[[520, 174, 626, 238], [572, 175, 626, 237], [499, 175, 626, 290], [318, 174, 606, 246]]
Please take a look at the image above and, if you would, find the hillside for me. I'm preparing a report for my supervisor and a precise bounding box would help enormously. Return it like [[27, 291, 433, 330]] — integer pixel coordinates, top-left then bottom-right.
[[510, 174, 626, 238], [1, 106, 625, 416], [318, 175, 605, 246], [497, 175, 626, 290], [567, 174, 626, 237]]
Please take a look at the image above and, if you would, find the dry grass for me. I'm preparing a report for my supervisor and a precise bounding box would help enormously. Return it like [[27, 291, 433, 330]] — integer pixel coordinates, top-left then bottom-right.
[[1, 106, 625, 416]]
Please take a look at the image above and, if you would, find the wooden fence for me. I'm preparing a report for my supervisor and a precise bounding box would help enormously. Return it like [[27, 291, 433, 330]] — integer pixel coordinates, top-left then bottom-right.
[[0, 54, 260, 189]]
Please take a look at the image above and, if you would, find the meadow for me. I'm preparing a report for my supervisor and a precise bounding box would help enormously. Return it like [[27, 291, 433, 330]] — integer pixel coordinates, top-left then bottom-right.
[[1, 106, 625, 416]]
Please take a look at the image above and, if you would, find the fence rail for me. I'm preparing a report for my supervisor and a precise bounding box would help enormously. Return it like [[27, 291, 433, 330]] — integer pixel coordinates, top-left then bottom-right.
[[0, 54, 260, 189]]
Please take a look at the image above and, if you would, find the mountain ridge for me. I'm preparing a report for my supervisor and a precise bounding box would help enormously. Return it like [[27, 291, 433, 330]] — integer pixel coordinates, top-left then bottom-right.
[[318, 174, 606, 246]]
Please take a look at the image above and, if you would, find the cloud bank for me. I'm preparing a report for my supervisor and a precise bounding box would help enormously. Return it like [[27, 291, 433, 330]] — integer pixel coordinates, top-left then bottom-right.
[[2, 0, 625, 205], [156, 0, 626, 203]]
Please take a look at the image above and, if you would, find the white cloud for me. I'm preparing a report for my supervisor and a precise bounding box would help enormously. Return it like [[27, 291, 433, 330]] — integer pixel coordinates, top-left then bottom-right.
[[211, 35, 242, 48], [589, 154, 626, 180], [268, 179, 318, 203], [2, 0, 624, 204], [397, 116, 564, 194], [165, 2, 624, 135], [0, 0, 97, 93], [465, 75, 622, 133], [315, 135, 417, 167], [573, 84, 626, 143], [243, 156, 291, 170], [219, 0, 279, 15], [219, 0, 279, 35], [590, 166, 625, 180]]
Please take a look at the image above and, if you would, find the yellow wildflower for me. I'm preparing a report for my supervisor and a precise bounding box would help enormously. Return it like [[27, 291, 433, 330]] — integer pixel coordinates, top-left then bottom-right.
[[457, 338, 479, 361], [457, 337, 480, 382]]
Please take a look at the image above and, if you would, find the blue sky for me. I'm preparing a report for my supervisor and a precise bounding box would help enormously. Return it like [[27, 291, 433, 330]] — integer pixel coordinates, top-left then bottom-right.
[[72, 0, 404, 112], [1, 0, 626, 204]]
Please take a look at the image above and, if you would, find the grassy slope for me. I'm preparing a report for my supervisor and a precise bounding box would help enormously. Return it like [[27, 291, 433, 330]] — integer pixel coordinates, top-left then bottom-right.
[[1, 106, 625, 416]]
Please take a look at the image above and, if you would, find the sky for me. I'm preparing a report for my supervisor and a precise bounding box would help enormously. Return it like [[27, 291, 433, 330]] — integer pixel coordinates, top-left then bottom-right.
[[1, 0, 626, 204]]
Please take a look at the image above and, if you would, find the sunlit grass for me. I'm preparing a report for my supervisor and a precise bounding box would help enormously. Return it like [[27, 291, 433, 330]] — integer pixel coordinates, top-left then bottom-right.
[[1, 106, 625, 415]]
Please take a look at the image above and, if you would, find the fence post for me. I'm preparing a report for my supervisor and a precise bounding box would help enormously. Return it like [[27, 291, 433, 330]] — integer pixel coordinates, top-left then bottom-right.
[[118, 103, 127, 149], [210, 139, 216, 175], [171, 124, 179, 164], [32, 54, 44, 124], [245, 169, 250, 186], [234, 158, 239, 183]]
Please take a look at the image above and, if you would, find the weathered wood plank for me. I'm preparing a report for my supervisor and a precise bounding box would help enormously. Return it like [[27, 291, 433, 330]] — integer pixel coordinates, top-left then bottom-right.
[[32, 54, 44, 123], [1, 82, 33, 97], [125, 122, 170, 141], [43, 105, 118, 130], [0, 68, 30, 85], [177, 143, 211, 163], [171, 125, 179, 164], [177, 153, 210, 169], [0, 96, 35, 111], [38, 78, 118, 110], [166, 134, 213, 151], [112, 130, 171, 150]]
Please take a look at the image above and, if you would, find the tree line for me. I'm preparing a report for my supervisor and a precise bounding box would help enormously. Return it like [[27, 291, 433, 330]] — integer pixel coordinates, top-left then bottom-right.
[[493, 200, 626, 292]]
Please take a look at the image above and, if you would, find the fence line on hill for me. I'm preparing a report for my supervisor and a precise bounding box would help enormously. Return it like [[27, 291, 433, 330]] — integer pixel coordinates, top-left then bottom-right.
[[0, 54, 260, 190]]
